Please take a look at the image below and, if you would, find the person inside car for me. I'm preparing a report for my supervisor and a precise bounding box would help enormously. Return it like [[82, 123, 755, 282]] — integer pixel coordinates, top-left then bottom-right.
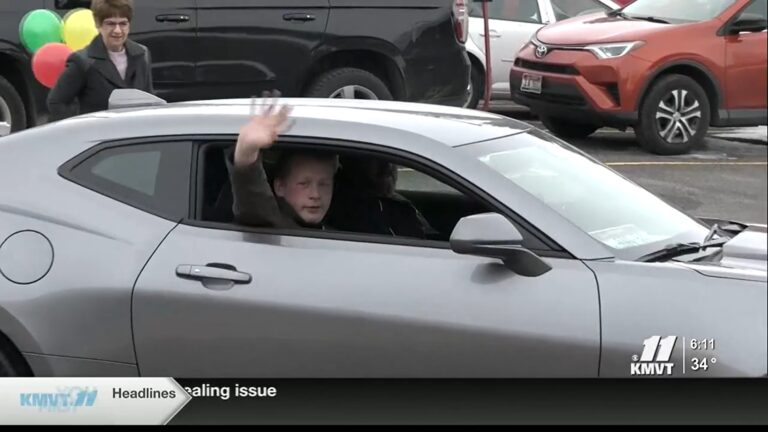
[[327, 156, 435, 239], [228, 98, 338, 230]]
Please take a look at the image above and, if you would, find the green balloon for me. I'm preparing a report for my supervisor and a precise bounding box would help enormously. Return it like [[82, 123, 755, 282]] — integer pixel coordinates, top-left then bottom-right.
[[19, 9, 63, 54]]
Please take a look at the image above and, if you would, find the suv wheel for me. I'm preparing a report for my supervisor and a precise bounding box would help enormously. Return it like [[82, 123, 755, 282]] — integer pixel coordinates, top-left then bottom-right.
[[306, 68, 393, 100], [540, 116, 599, 139], [637, 74, 710, 155], [0, 75, 27, 136], [464, 63, 484, 109]]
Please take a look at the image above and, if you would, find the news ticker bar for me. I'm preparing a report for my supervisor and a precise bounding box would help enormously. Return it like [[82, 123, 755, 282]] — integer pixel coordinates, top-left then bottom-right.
[[2, 378, 767, 425]]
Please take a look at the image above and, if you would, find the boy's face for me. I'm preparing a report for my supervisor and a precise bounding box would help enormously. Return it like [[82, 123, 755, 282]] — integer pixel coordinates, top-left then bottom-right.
[[274, 156, 335, 225]]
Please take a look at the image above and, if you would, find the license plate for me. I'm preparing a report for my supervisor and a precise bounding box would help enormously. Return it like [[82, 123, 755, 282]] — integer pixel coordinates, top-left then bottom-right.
[[520, 73, 543, 94]]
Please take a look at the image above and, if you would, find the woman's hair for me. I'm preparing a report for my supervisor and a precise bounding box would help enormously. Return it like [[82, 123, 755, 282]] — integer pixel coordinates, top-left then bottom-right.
[[91, 0, 134, 25]]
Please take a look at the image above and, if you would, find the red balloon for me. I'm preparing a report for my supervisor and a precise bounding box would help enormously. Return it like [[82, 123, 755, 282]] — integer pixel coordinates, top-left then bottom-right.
[[32, 43, 73, 89]]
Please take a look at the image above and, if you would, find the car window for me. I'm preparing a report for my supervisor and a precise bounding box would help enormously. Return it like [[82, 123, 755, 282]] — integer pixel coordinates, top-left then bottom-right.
[[461, 129, 709, 261], [195, 142, 552, 251], [739, 0, 767, 20], [91, 150, 161, 196], [551, 0, 611, 21], [62, 141, 192, 221], [469, 0, 542, 24]]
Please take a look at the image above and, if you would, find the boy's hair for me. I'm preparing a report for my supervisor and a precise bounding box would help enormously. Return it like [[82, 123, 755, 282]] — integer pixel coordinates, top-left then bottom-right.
[[273, 150, 340, 181], [92, 0, 134, 25]]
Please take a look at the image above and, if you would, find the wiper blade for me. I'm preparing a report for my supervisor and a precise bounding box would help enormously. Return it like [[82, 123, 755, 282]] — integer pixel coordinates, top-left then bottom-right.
[[629, 15, 671, 24], [607, 9, 627, 18], [639, 238, 729, 263]]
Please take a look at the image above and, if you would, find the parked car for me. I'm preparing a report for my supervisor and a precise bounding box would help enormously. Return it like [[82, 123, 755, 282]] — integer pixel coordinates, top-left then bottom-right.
[[510, 0, 768, 154], [0, 93, 765, 377], [0, 0, 471, 134], [464, 0, 618, 107]]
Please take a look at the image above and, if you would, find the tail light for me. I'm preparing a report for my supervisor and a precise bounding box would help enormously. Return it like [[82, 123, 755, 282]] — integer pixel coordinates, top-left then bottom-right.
[[453, 0, 468, 44]]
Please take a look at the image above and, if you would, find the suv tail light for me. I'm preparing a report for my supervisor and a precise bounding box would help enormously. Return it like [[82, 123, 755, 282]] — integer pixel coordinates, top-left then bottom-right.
[[453, 0, 468, 44]]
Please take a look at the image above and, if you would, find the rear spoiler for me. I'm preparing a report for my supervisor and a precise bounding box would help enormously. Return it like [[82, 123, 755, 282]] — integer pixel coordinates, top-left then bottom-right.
[[108, 89, 167, 110]]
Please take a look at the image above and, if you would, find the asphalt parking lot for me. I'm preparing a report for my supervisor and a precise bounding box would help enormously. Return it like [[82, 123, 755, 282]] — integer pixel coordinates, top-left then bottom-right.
[[492, 102, 768, 225]]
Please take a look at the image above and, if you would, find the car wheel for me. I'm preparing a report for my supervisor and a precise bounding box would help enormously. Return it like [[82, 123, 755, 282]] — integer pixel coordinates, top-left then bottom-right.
[[636, 74, 711, 155], [464, 63, 484, 109], [0, 75, 27, 136], [540, 116, 599, 139], [305, 68, 393, 101], [0, 342, 31, 377]]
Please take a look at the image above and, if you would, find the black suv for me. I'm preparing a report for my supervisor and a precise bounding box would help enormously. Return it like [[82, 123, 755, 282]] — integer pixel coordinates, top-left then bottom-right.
[[0, 0, 471, 133]]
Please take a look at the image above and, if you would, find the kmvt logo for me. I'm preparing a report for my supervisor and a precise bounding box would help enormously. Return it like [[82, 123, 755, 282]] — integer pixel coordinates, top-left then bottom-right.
[[630, 336, 678, 376], [19, 387, 97, 412]]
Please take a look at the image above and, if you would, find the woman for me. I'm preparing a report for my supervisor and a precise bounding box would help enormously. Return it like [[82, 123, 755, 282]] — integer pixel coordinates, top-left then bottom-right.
[[47, 0, 153, 121]]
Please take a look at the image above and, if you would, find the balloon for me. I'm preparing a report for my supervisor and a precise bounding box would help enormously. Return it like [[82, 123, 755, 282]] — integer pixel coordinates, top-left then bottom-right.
[[62, 9, 98, 51], [32, 43, 73, 89], [19, 9, 63, 54]]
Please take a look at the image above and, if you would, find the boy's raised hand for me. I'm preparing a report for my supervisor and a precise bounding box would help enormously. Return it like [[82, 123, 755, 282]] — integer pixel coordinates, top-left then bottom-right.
[[234, 91, 293, 167]]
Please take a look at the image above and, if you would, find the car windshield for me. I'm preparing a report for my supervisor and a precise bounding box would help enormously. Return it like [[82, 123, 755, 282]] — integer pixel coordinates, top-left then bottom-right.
[[461, 129, 709, 261], [551, 0, 612, 21], [621, 0, 736, 23]]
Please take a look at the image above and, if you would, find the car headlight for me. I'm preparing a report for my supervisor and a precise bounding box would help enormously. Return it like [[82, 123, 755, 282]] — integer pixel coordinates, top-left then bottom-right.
[[585, 41, 644, 59]]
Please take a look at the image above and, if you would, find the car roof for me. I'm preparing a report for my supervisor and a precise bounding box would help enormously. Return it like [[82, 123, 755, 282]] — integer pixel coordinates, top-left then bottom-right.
[[72, 98, 534, 148]]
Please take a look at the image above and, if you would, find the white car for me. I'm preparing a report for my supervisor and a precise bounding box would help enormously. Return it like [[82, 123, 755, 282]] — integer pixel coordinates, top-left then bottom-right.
[[465, 0, 619, 107]]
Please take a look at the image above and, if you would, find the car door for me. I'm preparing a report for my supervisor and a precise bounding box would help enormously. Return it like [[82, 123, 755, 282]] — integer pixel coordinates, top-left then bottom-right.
[[194, 0, 330, 100], [468, 0, 549, 97], [724, 0, 768, 113], [48, 0, 198, 102], [131, 140, 600, 377]]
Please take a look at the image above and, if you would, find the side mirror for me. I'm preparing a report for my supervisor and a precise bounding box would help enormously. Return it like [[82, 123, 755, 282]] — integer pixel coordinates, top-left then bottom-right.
[[729, 14, 768, 34], [450, 213, 552, 277]]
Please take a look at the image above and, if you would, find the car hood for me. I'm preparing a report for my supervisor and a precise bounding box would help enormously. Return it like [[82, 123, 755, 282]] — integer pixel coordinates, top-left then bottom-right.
[[678, 226, 768, 282], [536, 13, 671, 45]]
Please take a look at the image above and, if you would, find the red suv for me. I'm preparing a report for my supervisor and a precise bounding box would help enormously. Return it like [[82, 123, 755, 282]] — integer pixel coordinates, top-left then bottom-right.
[[510, 0, 768, 154]]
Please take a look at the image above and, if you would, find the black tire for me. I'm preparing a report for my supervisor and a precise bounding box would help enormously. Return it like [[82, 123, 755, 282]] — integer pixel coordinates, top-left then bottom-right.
[[0, 337, 32, 377], [465, 63, 484, 109], [0, 75, 27, 134], [636, 74, 711, 155], [540, 116, 599, 139], [305, 67, 393, 100]]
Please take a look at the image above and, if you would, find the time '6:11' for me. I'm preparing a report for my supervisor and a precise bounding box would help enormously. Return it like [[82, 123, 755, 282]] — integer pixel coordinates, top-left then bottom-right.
[[689, 338, 715, 350]]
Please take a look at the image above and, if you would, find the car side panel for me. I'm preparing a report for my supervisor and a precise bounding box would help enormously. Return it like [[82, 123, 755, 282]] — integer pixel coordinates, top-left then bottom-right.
[[587, 260, 767, 377], [326, 0, 470, 105], [0, 127, 177, 368]]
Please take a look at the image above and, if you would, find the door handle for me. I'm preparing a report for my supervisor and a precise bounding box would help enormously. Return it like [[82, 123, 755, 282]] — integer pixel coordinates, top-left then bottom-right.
[[283, 13, 316, 22], [176, 264, 252, 284], [479, 30, 502, 38], [156, 14, 191, 23]]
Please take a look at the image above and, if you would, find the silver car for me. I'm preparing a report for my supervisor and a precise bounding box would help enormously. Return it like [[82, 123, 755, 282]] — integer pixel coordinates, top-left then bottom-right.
[[0, 94, 765, 377]]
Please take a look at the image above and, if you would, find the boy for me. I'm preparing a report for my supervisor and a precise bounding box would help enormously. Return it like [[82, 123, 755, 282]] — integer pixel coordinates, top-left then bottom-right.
[[229, 99, 337, 229]]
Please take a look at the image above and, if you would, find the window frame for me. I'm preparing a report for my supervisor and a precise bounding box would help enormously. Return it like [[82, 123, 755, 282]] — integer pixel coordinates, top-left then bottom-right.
[[719, 0, 768, 35], [184, 135, 572, 259], [58, 136, 194, 222]]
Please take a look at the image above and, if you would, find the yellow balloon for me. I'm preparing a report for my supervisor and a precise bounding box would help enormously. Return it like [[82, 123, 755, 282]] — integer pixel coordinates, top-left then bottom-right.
[[62, 9, 98, 51]]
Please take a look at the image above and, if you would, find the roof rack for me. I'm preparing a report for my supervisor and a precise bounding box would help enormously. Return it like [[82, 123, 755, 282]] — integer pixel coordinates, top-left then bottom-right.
[[108, 89, 167, 110]]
